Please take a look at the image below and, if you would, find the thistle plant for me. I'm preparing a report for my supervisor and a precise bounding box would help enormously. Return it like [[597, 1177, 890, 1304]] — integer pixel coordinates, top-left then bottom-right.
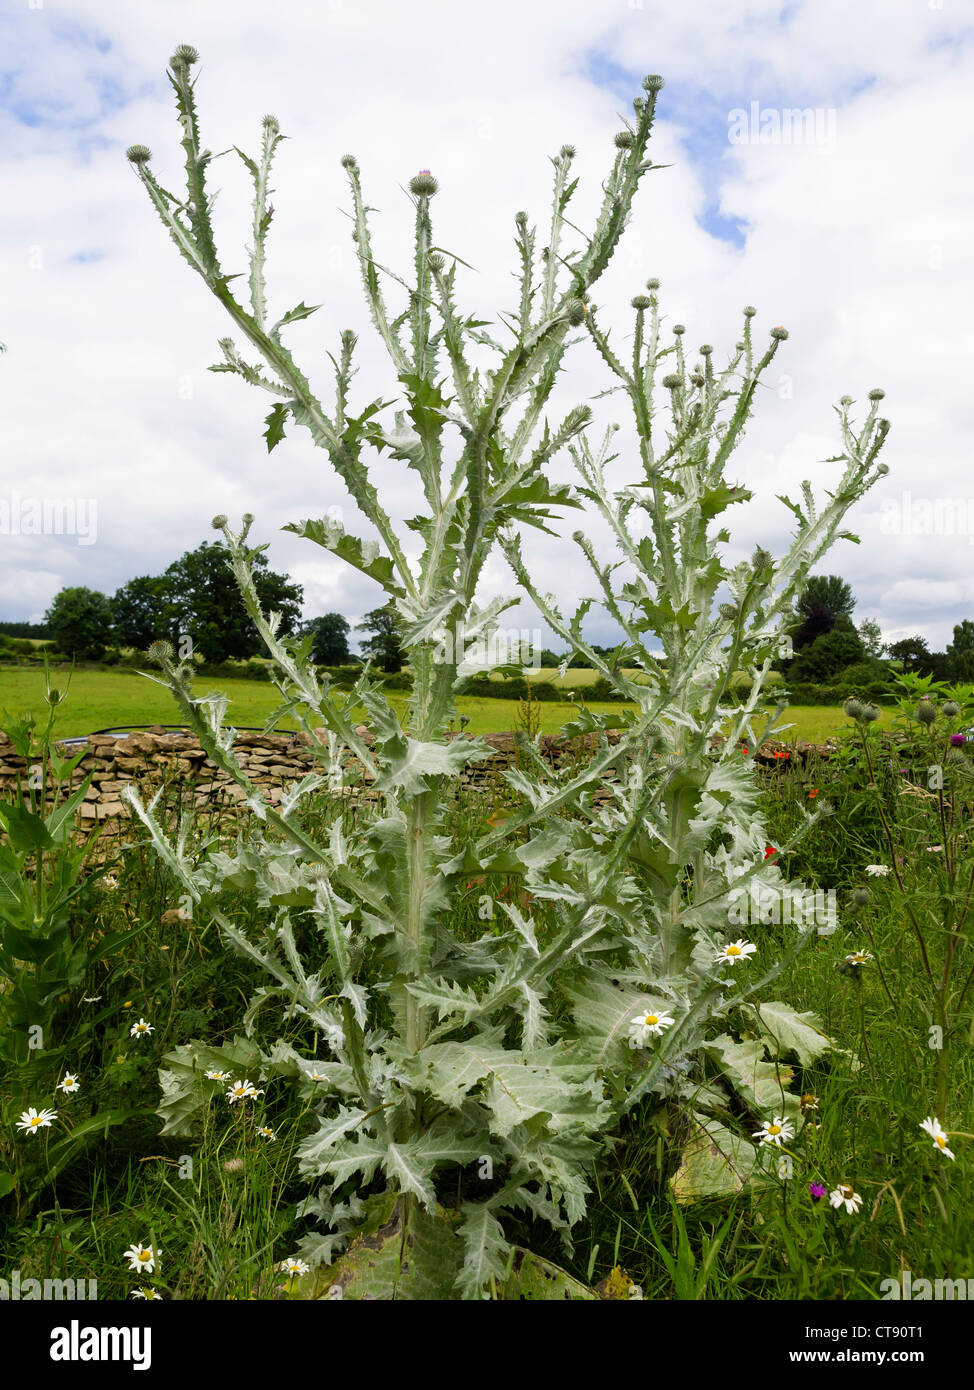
[[124, 47, 672, 1296], [499, 289, 891, 1176]]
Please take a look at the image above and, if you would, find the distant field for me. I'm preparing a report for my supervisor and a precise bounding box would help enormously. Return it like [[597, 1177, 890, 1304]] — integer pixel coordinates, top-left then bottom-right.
[[0, 665, 891, 742]]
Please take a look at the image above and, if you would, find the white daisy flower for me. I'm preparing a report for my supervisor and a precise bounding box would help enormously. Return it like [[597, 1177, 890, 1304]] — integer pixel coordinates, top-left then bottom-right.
[[919, 1116, 955, 1160], [278, 1257, 309, 1278], [16, 1107, 58, 1136], [306, 1069, 329, 1082], [714, 939, 757, 966], [628, 1009, 676, 1046], [100, 873, 119, 891], [123, 1242, 161, 1274], [257, 1126, 276, 1141], [829, 1184, 862, 1215], [226, 1079, 264, 1105], [753, 1116, 795, 1148], [57, 1073, 81, 1095], [129, 1018, 154, 1038], [131, 1287, 163, 1300], [864, 865, 890, 877], [844, 950, 873, 967], [82, 995, 103, 1003], [205, 1069, 230, 1081]]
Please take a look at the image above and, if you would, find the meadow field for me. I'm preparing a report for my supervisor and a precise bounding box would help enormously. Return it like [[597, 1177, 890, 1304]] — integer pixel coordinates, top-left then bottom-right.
[[0, 664, 892, 742]]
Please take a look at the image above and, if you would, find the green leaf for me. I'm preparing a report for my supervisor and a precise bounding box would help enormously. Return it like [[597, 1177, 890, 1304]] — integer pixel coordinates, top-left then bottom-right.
[[263, 402, 290, 452], [297, 1193, 463, 1301], [0, 801, 55, 854], [753, 1001, 832, 1067], [454, 1201, 511, 1299], [669, 1113, 765, 1203], [500, 1249, 597, 1300], [283, 516, 400, 593]]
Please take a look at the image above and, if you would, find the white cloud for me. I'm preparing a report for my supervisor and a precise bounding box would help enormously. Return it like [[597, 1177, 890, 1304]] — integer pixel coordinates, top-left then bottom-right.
[[1, 0, 971, 652]]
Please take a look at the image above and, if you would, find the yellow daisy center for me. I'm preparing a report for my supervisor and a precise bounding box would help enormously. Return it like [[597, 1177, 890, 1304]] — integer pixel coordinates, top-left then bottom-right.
[[30, 1116, 42, 1127], [768, 1124, 781, 1135], [936, 1135, 946, 1147], [726, 945, 741, 957], [645, 1015, 658, 1026], [138, 1251, 151, 1263]]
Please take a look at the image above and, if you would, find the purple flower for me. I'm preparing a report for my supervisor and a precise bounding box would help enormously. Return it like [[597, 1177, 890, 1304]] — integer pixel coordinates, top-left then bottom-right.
[[951, 734, 965, 747], [809, 1183, 827, 1202]]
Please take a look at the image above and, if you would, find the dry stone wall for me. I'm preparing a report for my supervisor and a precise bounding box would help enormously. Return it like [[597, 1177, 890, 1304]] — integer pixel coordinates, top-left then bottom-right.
[[0, 726, 834, 843]]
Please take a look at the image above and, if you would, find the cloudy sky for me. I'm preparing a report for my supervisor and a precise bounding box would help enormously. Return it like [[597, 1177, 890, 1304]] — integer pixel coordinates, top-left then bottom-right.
[[1, 0, 972, 654]]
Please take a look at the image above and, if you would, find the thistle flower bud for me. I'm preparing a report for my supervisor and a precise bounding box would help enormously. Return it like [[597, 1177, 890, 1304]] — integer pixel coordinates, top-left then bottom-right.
[[631, 294, 652, 310], [876, 463, 889, 475], [643, 74, 665, 92], [571, 530, 585, 544], [851, 887, 871, 906], [699, 344, 713, 356], [148, 640, 174, 666], [916, 701, 937, 725], [735, 341, 745, 351], [46, 687, 63, 706], [672, 323, 685, 336], [690, 372, 704, 387], [427, 252, 445, 272], [945, 746, 968, 766], [868, 388, 885, 401], [560, 144, 576, 159], [563, 298, 587, 326], [515, 210, 528, 228], [614, 131, 634, 149], [126, 144, 152, 165], [661, 373, 682, 390], [170, 44, 200, 68], [409, 170, 438, 197], [211, 514, 228, 530], [743, 305, 757, 318], [242, 512, 254, 526], [718, 603, 738, 621], [839, 395, 852, 405], [646, 277, 660, 290], [770, 325, 789, 340], [263, 114, 280, 133], [943, 701, 960, 717], [340, 154, 358, 171], [843, 697, 865, 721], [751, 546, 772, 572], [862, 704, 880, 722]]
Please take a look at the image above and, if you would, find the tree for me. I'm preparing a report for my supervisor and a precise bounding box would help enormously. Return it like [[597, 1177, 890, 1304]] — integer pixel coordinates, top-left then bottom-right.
[[303, 612, 351, 666], [946, 620, 974, 681], [787, 614, 865, 682], [887, 635, 930, 673], [112, 575, 174, 650], [359, 601, 405, 673], [164, 541, 303, 662], [791, 574, 856, 650], [857, 617, 885, 659], [44, 586, 114, 660]]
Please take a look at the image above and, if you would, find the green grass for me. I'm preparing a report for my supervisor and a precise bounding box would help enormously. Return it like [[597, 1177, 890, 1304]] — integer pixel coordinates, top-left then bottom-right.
[[0, 665, 893, 741], [1, 713, 971, 1302]]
